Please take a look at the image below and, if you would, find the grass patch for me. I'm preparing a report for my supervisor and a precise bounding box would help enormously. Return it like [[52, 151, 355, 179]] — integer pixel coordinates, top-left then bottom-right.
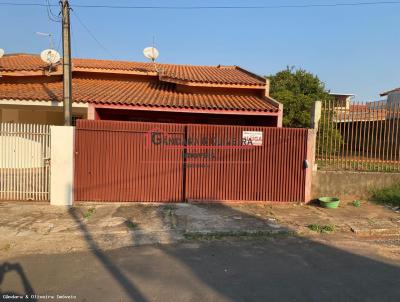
[[125, 220, 139, 230], [351, 200, 361, 208], [83, 207, 96, 219], [316, 160, 400, 173], [370, 183, 400, 207], [163, 205, 177, 229], [307, 224, 336, 233], [164, 205, 175, 213], [163, 205, 176, 217], [184, 230, 293, 241]]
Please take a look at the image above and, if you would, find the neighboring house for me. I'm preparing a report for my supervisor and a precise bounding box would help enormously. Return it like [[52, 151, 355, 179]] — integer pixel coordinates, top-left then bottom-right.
[[0, 54, 282, 126], [329, 93, 355, 109], [381, 87, 400, 98], [335, 103, 387, 122], [327, 90, 400, 160], [381, 86, 400, 114]]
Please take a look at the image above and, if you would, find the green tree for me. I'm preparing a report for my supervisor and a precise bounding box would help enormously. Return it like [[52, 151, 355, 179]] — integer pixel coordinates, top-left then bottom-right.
[[268, 67, 330, 128], [268, 67, 343, 155]]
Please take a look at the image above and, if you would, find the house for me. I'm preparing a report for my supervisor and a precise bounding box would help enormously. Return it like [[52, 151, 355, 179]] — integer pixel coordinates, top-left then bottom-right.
[[381, 87, 400, 97], [381, 86, 400, 113], [0, 54, 282, 127], [329, 92, 355, 109]]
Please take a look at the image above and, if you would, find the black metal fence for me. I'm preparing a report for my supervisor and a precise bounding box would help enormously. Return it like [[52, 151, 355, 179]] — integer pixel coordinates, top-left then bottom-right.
[[316, 99, 400, 172]]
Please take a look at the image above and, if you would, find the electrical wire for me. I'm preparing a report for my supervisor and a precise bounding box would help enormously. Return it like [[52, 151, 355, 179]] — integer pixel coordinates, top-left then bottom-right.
[[71, 9, 116, 59], [1, 1, 400, 9], [45, 0, 61, 22], [70, 16, 78, 58]]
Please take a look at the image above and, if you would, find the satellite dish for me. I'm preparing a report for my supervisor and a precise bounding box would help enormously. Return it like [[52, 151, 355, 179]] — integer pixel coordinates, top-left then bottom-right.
[[0, 48, 4, 58], [40, 49, 60, 64], [143, 47, 159, 62]]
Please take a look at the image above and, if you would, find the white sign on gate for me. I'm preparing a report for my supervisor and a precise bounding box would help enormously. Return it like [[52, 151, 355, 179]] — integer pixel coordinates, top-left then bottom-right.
[[242, 131, 263, 146]]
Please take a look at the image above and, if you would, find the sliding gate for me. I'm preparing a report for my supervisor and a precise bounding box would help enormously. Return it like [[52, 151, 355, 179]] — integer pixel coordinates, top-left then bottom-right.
[[75, 120, 310, 202]]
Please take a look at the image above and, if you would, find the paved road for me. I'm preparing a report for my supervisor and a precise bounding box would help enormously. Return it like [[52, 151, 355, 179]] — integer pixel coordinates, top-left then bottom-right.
[[1, 238, 399, 302]]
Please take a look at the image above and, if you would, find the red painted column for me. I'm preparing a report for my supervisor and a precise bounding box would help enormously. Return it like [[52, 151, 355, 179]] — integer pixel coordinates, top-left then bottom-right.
[[87, 104, 99, 120]]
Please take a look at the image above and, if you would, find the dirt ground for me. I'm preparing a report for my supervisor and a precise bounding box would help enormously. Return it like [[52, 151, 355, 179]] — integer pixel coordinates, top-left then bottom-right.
[[0, 200, 399, 262]]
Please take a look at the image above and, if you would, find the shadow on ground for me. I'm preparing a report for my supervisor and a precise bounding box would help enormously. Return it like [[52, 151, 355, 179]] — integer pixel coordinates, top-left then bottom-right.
[[3, 203, 399, 301], [0, 262, 37, 301]]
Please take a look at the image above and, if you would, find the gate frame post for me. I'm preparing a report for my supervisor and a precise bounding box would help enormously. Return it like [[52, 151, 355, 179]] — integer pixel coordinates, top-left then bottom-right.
[[311, 101, 322, 171], [50, 126, 75, 206], [305, 129, 316, 203]]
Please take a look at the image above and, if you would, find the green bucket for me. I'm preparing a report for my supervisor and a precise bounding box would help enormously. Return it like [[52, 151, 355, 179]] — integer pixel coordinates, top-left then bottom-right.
[[319, 197, 340, 209]]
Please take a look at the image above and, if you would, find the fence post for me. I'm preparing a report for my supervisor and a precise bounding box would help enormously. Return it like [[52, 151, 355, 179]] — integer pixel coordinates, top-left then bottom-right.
[[305, 129, 316, 203], [50, 126, 74, 206], [277, 103, 283, 127], [310, 101, 322, 171], [311, 101, 322, 130]]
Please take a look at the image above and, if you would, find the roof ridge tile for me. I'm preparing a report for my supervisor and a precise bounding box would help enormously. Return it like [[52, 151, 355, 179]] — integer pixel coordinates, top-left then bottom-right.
[[0, 54, 266, 87]]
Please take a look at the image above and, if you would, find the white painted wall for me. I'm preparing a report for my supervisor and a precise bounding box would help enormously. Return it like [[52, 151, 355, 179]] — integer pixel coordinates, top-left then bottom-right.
[[50, 126, 74, 206]]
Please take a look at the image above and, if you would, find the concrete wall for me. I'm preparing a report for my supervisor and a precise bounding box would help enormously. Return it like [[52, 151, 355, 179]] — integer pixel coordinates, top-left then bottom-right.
[[50, 126, 74, 206], [312, 170, 400, 199]]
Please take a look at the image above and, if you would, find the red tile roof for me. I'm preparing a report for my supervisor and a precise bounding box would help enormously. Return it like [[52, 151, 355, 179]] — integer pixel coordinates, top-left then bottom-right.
[[0, 77, 278, 113], [0, 54, 266, 87], [349, 104, 368, 111], [335, 105, 387, 122], [0, 54, 48, 72]]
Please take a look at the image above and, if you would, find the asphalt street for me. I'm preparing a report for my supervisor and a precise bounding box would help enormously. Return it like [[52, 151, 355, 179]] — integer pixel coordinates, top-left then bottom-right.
[[1, 238, 399, 302]]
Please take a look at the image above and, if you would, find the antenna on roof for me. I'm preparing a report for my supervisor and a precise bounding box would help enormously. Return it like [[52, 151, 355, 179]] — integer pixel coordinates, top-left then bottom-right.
[[36, 32, 55, 50], [36, 32, 60, 75], [40, 49, 61, 75], [143, 40, 161, 75], [143, 46, 159, 62], [40, 49, 61, 65]]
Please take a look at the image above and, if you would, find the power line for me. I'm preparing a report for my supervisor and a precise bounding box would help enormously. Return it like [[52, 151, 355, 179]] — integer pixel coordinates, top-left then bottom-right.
[[71, 9, 115, 59], [1, 1, 400, 9], [45, 0, 61, 22]]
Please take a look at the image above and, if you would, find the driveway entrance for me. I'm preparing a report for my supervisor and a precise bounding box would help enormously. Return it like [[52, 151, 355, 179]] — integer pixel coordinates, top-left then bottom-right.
[[74, 120, 311, 202]]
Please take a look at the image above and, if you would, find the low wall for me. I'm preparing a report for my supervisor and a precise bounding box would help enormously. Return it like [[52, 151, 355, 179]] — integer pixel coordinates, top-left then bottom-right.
[[312, 171, 400, 200]]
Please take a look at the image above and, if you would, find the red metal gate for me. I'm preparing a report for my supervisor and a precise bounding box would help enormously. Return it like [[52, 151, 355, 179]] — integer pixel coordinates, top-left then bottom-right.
[[74, 120, 311, 202], [185, 124, 309, 202], [74, 120, 184, 202]]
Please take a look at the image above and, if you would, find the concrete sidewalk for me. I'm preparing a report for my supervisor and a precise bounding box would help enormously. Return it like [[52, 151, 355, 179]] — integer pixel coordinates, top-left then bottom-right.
[[0, 201, 399, 257]]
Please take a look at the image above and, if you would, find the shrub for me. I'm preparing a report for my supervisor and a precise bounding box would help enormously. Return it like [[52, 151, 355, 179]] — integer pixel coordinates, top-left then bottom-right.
[[370, 183, 400, 207]]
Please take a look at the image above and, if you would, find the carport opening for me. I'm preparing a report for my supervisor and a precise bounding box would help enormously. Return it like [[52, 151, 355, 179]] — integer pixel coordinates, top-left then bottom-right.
[[95, 108, 278, 127]]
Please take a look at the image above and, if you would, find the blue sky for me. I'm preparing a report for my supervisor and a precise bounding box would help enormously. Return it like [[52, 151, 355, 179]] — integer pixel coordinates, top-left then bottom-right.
[[0, 0, 399, 101]]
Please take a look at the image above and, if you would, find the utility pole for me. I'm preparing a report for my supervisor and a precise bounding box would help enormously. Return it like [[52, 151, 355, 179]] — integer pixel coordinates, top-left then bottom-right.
[[61, 0, 72, 126]]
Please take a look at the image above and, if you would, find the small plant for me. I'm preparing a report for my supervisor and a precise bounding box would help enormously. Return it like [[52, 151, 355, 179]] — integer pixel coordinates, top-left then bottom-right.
[[125, 220, 138, 230], [370, 184, 400, 207], [352, 200, 361, 208], [307, 224, 335, 233], [83, 207, 96, 219], [164, 205, 175, 216]]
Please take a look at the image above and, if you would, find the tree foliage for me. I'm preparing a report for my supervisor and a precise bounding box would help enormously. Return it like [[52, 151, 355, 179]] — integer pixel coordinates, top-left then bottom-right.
[[268, 67, 331, 128], [317, 115, 344, 156]]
